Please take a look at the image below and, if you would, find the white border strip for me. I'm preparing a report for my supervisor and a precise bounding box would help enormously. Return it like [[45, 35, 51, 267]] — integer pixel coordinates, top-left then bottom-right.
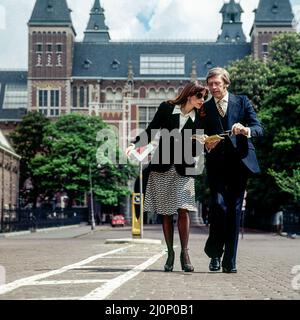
[[0, 246, 132, 295], [81, 250, 166, 300]]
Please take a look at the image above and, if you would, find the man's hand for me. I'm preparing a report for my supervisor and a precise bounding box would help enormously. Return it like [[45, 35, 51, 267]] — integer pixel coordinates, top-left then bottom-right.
[[232, 123, 249, 136]]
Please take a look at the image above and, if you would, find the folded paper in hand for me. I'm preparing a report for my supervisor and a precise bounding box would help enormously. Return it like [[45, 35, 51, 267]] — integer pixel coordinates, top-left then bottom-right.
[[129, 143, 156, 162], [192, 134, 225, 144]]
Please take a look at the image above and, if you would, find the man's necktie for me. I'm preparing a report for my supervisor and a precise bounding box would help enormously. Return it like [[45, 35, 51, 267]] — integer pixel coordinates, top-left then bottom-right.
[[216, 100, 226, 117]]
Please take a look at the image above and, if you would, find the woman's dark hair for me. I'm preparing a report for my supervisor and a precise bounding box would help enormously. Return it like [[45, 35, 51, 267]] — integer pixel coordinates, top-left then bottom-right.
[[167, 81, 208, 106]]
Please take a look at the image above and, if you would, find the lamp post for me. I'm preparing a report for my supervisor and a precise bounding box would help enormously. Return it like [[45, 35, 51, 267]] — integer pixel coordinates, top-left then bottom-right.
[[89, 164, 96, 231]]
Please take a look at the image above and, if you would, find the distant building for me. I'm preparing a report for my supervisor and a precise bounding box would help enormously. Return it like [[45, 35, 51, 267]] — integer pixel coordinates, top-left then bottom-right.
[[0, 130, 20, 225], [0, 0, 296, 145]]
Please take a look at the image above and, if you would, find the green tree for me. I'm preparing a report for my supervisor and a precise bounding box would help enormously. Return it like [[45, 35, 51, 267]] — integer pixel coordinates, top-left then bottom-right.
[[227, 55, 272, 109], [225, 33, 300, 218], [269, 33, 300, 67], [30, 114, 136, 207], [10, 111, 50, 206]]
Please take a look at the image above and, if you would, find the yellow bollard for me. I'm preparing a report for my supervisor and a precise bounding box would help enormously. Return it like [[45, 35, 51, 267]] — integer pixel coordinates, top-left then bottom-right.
[[132, 193, 143, 238]]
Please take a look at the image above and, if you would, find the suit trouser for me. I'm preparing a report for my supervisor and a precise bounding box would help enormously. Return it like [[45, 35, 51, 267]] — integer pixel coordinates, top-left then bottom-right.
[[204, 159, 249, 269]]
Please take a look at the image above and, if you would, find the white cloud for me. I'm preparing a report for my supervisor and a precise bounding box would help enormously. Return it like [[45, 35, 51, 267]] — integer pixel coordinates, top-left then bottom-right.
[[0, 4, 6, 30], [0, 0, 299, 68]]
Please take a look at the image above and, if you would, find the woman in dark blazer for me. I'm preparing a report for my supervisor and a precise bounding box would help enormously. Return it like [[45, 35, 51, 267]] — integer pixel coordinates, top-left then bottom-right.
[[126, 82, 208, 272]]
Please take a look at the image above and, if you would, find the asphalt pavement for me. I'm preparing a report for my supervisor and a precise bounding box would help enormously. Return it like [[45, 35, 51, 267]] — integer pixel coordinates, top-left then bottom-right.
[[0, 224, 299, 301]]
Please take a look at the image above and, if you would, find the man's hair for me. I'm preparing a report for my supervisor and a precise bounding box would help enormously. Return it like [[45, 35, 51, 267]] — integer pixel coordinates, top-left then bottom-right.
[[206, 67, 231, 86]]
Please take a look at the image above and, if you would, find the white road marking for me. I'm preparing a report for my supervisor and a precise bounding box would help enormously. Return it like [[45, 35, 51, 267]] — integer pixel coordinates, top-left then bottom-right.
[[0, 246, 133, 295], [81, 249, 166, 300], [98, 256, 152, 259], [31, 280, 108, 285], [73, 265, 137, 269], [27, 297, 81, 300]]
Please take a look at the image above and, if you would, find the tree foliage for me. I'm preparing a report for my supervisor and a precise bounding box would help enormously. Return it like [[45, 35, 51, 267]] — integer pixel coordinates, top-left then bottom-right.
[[10, 112, 50, 206], [226, 33, 300, 213], [12, 113, 137, 207], [227, 55, 272, 110]]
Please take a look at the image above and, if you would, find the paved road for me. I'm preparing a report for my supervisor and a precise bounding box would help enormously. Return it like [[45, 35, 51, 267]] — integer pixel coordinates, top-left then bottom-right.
[[0, 224, 299, 300]]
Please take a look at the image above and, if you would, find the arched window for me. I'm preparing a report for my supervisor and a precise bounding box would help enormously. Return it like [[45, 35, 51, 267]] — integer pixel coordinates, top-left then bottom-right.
[[158, 88, 166, 99], [115, 88, 123, 102], [139, 87, 146, 99], [148, 88, 156, 99], [167, 88, 175, 99], [106, 88, 114, 102]]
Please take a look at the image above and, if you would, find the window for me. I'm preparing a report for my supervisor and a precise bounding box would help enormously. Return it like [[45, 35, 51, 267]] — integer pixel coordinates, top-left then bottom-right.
[[36, 43, 43, 52], [47, 44, 53, 52], [105, 88, 123, 103], [262, 43, 269, 54], [56, 44, 62, 52], [140, 55, 185, 75], [38, 89, 60, 117], [139, 106, 158, 129], [39, 90, 48, 107], [72, 87, 77, 108], [3, 84, 28, 109], [79, 87, 85, 108], [50, 90, 59, 107]]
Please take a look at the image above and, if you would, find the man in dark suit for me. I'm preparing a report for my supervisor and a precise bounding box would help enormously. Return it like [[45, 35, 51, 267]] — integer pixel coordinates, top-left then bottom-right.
[[203, 67, 263, 273]]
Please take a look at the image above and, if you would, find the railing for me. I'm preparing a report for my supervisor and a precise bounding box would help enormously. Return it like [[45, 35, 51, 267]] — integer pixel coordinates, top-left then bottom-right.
[[0, 207, 89, 233], [90, 103, 123, 111]]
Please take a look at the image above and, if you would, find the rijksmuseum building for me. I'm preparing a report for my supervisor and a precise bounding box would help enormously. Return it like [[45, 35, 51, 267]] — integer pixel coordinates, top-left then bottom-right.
[[0, 0, 296, 142], [0, 0, 296, 213]]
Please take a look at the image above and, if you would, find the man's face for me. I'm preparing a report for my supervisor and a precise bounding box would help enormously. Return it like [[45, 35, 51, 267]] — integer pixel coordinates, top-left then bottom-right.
[[207, 75, 228, 100]]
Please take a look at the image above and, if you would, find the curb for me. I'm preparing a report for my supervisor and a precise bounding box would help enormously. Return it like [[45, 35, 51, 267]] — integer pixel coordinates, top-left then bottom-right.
[[0, 224, 87, 238], [105, 238, 162, 245]]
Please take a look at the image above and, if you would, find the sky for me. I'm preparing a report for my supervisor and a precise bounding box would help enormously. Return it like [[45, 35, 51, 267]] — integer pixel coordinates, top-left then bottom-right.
[[0, 0, 299, 69]]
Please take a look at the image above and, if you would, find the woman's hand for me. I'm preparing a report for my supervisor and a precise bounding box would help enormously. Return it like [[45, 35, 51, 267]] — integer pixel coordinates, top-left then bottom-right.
[[205, 140, 220, 151], [125, 144, 135, 157]]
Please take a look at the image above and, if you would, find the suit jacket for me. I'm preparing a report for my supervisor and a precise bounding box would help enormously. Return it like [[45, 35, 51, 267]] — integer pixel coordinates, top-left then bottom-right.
[[133, 101, 204, 176], [204, 93, 263, 173]]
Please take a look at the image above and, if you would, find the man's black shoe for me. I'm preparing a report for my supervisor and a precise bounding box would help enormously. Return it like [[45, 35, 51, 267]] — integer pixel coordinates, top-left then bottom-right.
[[222, 267, 237, 273], [209, 258, 221, 271]]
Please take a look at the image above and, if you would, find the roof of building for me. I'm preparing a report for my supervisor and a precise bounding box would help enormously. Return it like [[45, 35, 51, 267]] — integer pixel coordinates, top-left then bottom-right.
[[83, 0, 110, 43], [0, 129, 20, 158], [72, 41, 251, 79], [220, 0, 243, 15], [0, 71, 28, 121], [254, 0, 294, 27], [28, 0, 75, 33]]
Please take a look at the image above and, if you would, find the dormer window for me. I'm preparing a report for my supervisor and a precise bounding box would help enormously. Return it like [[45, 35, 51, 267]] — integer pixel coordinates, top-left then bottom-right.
[[111, 59, 120, 70], [272, 3, 278, 14], [83, 59, 92, 69], [47, 0, 54, 12], [94, 24, 99, 30], [205, 60, 213, 69], [225, 35, 230, 41], [236, 35, 240, 41]]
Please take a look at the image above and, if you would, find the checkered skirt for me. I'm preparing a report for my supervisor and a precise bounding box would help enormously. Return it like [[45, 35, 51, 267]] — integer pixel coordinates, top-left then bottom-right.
[[144, 166, 196, 216]]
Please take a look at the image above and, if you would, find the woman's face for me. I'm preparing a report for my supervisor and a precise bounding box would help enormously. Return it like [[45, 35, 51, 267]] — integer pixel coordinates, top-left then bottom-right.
[[188, 91, 207, 109]]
